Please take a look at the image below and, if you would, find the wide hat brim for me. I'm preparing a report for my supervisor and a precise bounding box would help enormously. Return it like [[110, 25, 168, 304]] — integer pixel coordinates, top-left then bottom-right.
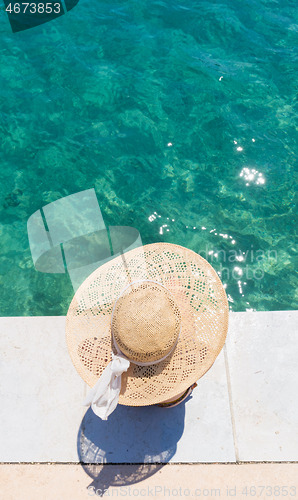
[[66, 242, 229, 406]]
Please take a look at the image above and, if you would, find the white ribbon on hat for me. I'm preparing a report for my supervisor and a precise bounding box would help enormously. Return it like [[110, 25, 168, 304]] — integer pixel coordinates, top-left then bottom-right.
[[83, 353, 130, 420], [83, 338, 180, 420], [83, 280, 181, 420]]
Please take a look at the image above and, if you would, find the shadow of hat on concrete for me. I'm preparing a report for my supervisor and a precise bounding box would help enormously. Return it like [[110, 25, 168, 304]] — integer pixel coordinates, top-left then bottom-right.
[[77, 397, 190, 495]]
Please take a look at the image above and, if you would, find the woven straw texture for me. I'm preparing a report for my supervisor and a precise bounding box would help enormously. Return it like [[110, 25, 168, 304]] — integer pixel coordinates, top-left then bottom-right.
[[66, 243, 229, 406], [112, 281, 181, 364]]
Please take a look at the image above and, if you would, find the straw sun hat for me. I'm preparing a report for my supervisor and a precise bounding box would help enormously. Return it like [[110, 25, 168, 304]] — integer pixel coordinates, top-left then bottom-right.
[[66, 242, 228, 420]]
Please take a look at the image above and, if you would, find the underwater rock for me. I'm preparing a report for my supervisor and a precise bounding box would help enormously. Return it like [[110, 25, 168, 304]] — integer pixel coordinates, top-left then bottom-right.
[[3, 189, 23, 209]]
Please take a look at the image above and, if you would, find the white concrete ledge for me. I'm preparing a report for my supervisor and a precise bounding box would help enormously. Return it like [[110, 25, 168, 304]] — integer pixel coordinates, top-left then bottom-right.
[[0, 311, 297, 463], [226, 310, 298, 462], [0, 317, 86, 462]]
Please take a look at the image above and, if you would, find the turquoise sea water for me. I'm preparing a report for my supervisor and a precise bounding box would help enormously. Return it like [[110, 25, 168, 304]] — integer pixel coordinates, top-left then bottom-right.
[[0, 0, 297, 316]]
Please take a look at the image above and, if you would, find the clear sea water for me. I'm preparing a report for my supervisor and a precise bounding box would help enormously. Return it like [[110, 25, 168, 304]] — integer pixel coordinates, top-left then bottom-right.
[[0, 0, 297, 316]]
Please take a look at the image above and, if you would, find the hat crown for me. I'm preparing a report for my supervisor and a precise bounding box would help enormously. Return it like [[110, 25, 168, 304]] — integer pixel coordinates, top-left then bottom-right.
[[111, 281, 181, 364]]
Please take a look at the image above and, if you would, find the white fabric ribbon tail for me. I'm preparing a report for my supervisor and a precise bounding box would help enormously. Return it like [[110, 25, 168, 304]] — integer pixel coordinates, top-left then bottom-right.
[[83, 353, 130, 420]]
